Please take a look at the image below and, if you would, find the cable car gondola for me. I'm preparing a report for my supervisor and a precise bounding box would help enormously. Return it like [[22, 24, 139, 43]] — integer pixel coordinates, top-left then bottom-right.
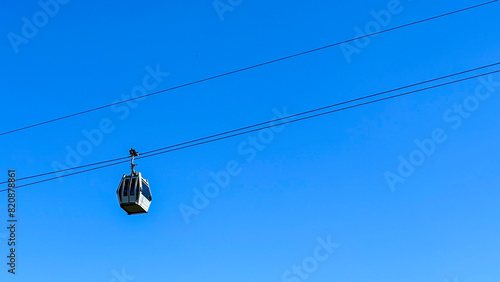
[[116, 149, 153, 215]]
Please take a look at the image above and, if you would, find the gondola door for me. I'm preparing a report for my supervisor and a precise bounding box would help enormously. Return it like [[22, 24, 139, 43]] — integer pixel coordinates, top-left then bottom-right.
[[128, 176, 139, 204]]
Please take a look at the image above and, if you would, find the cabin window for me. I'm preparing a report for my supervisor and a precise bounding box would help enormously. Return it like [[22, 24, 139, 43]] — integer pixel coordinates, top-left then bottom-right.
[[123, 178, 130, 196], [118, 181, 123, 202], [130, 178, 136, 195], [142, 181, 151, 201]]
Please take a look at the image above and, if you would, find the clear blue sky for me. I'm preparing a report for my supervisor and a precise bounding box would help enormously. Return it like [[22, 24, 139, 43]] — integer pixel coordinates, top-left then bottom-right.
[[1, 0, 500, 281]]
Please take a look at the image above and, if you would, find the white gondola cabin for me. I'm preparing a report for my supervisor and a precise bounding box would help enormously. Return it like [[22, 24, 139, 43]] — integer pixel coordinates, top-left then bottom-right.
[[116, 149, 153, 215]]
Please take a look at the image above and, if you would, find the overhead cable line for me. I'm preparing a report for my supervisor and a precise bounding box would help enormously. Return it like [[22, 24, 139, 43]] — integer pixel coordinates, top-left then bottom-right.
[[3, 68, 500, 192], [3, 61, 500, 185], [0, 0, 497, 137]]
